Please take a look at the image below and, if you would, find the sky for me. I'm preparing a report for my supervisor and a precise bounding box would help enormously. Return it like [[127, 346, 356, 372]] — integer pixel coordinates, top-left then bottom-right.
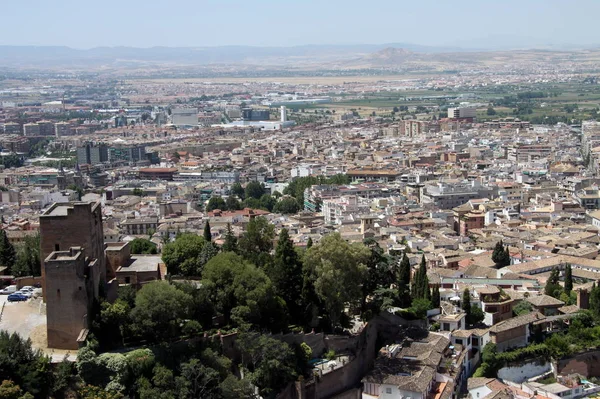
[[1, 0, 599, 49]]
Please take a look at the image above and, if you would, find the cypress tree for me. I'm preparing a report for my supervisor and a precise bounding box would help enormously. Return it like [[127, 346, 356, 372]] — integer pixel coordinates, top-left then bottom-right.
[[271, 228, 304, 321], [491, 240, 504, 265], [545, 266, 561, 297], [462, 288, 471, 323], [398, 253, 412, 307], [221, 223, 238, 253], [431, 285, 440, 307], [564, 263, 573, 295], [203, 220, 212, 242], [591, 283, 600, 318], [306, 237, 313, 249], [0, 229, 16, 271], [398, 253, 411, 285], [504, 247, 511, 266], [411, 255, 428, 300]]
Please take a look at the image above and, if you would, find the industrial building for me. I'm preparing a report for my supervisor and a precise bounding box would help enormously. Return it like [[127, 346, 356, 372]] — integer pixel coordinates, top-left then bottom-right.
[[171, 107, 198, 126]]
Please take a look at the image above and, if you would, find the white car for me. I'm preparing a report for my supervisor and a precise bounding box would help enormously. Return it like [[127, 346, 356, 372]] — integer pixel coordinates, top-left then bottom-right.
[[16, 290, 32, 298], [21, 286, 34, 292]]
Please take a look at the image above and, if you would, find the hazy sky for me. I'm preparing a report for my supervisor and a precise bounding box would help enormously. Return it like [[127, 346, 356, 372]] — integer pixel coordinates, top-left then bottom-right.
[[2, 0, 599, 49]]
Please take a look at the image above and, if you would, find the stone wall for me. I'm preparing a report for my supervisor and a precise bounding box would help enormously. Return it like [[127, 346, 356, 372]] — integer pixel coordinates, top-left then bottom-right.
[[498, 359, 552, 383], [14, 276, 43, 289], [557, 350, 600, 377]]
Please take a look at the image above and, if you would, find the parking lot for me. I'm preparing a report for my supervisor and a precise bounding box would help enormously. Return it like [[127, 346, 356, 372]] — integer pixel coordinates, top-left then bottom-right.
[[0, 294, 76, 362]]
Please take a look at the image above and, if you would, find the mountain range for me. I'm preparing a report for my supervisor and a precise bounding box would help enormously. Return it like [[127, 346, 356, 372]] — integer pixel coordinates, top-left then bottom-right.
[[0, 43, 597, 70]]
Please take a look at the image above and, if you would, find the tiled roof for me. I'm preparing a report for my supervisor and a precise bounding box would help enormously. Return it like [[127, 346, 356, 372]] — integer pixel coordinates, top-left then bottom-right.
[[526, 294, 564, 307], [489, 311, 545, 333]]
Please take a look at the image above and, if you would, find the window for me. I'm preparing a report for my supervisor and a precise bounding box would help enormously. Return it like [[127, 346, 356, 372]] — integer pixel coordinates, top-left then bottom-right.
[[125, 277, 131, 284], [54, 244, 60, 251], [386, 388, 392, 394], [57, 289, 61, 298]]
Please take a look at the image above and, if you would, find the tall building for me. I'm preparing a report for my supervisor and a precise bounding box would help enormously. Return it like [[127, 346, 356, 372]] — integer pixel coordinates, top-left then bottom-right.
[[280, 106, 287, 122], [54, 122, 72, 137], [447, 107, 476, 119], [3, 122, 21, 135], [23, 123, 40, 136], [77, 143, 109, 165], [38, 121, 56, 136], [242, 108, 270, 121], [40, 201, 106, 349], [44, 247, 100, 349], [171, 107, 198, 126], [40, 202, 106, 296], [108, 143, 147, 164]]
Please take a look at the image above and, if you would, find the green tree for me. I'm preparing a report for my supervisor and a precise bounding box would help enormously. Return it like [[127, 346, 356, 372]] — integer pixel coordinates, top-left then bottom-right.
[[269, 229, 304, 322], [564, 263, 573, 295], [203, 221, 212, 242], [306, 237, 313, 249], [0, 380, 24, 399], [362, 238, 391, 312], [431, 285, 440, 308], [206, 197, 226, 212], [545, 266, 562, 298], [0, 230, 16, 272], [245, 181, 265, 200], [199, 241, 219, 268], [590, 283, 600, 318], [462, 288, 472, 324], [259, 195, 277, 212], [202, 252, 287, 331], [129, 281, 192, 342], [411, 255, 430, 301], [492, 241, 510, 267], [176, 359, 220, 398], [470, 304, 484, 326], [514, 300, 533, 316], [225, 196, 242, 211], [398, 253, 412, 307], [304, 233, 369, 328], [0, 331, 51, 397], [161, 233, 205, 276], [487, 107, 497, 116], [237, 334, 298, 398], [409, 298, 432, 319], [221, 223, 238, 253], [12, 234, 41, 277], [132, 188, 145, 197], [129, 238, 157, 254], [231, 182, 245, 200], [273, 197, 300, 214], [238, 216, 275, 267]]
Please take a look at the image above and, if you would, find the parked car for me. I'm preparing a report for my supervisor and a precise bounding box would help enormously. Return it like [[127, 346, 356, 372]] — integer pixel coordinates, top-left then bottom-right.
[[20, 286, 34, 292], [16, 291, 32, 298], [7, 293, 28, 302], [0, 285, 17, 295]]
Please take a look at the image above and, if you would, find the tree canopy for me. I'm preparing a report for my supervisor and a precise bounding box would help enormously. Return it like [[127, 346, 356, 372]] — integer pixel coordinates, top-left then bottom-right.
[[202, 252, 287, 331], [161, 233, 206, 276], [129, 238, 157, 255], [303, 233, 369, 328]]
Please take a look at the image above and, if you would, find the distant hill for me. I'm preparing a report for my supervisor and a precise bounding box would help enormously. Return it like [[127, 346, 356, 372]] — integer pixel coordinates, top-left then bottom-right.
[[0, 43, 473, 68], [0, 44, 598, 71]]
